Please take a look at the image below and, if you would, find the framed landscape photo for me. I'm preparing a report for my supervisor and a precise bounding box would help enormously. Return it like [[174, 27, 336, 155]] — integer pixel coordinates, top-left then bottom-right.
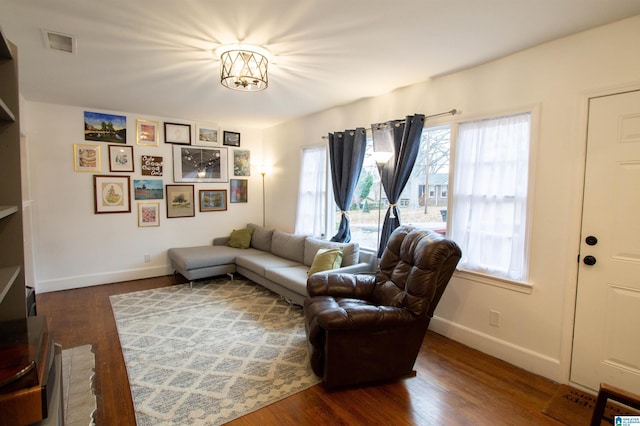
[[196, 122, 220, 146], [84, 111, 127, 143], [137, 202, 160, 227], [166, 184, 195, 218], [164, 122, 191, 145], [136, 119, 159, 146], [199, 189, 227, 212], [233, 150, 250, 176], [230, 179, 248, 203], [73, 144, 101, 172], [223, 131, 241, 147], [173, 146, 228, 183], [134, 179, 164, 200], [93, 175, 131, 214], [108, 144, 134, 172]]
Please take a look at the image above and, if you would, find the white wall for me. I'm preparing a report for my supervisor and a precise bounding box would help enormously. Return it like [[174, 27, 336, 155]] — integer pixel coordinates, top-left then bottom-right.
[[25, 102, 265, 292], [262, 15, 640, 383]]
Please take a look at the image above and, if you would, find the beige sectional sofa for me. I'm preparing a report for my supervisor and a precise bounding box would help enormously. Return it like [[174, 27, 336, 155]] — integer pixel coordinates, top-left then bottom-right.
[[167, 223, 376, 305]]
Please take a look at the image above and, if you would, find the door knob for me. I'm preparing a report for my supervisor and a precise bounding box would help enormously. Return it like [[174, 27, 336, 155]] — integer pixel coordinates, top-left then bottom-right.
[[583, 255, 597, 266], [585, 236, 598, 246]]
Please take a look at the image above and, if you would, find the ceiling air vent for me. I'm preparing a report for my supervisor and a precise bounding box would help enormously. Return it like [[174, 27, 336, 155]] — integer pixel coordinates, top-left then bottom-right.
[[42, 30, 76, 54]]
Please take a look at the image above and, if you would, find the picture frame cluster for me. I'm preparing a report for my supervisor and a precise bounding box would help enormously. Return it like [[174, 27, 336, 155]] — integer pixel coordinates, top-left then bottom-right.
[[79, 110, 251, 227]]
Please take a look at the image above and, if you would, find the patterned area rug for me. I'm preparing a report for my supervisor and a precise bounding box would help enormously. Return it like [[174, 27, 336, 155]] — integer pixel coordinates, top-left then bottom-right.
[[110, 277, 320, 425], [62, 344, 97, 426]]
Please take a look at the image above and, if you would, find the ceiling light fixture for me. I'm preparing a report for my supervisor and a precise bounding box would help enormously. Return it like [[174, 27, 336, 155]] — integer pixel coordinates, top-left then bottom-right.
[[219, 46, 268, 92]]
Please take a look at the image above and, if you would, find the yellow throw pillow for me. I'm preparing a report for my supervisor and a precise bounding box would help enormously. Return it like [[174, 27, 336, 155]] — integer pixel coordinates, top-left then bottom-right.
[[226, 228, 254, 249], [308, 248, 344, 276]]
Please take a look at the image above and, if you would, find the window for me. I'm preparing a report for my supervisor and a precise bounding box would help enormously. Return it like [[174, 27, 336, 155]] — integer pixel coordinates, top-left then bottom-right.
[[345, 137, 382, 248], [450, 112, 533, 283], [295, 145, 330, 237], [347, 125, 451, 249]]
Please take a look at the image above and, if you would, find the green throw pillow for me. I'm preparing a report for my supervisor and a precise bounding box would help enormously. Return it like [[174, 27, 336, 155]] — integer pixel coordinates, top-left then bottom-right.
[[308, 248, 344, 276], [226, 228, 253, 249]]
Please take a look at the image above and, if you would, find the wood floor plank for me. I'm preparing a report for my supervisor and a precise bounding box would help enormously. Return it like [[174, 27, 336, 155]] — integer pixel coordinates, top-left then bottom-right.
[[36, 275, 563, 425]]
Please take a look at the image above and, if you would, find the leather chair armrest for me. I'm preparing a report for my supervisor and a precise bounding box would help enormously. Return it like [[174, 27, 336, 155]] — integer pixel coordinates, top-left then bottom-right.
[[312, 299, 415, 330], [307, 272, 376, 299]]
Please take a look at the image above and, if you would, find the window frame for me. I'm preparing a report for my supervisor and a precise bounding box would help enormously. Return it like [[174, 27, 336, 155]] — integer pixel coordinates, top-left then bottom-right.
[[448, 105, 539, 289], [294, 144, 334, 239]]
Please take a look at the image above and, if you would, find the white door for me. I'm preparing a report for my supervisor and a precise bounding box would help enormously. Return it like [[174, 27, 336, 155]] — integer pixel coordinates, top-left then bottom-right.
[[571, 89, 640, 393]]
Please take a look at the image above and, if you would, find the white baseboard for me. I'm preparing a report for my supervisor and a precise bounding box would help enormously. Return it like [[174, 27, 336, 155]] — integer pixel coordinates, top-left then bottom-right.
[[429, 316, 562, 382], [35, 265, 174, 293]]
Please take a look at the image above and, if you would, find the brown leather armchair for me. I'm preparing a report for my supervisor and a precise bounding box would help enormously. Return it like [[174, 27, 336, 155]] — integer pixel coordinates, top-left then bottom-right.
[[304, 225, 461, 388]]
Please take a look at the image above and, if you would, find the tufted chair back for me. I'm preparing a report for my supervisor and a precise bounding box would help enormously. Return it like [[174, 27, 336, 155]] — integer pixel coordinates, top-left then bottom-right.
[[371, 225, 462, 319], [303, 225, 461, 388]]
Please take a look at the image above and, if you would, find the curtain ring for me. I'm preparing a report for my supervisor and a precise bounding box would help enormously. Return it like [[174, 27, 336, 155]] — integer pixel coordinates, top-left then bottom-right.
[[340, 210, 351, 221]]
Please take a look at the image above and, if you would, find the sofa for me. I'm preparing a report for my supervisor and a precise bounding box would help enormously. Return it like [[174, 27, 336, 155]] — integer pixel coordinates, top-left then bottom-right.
[[167, 223, 376, 305]]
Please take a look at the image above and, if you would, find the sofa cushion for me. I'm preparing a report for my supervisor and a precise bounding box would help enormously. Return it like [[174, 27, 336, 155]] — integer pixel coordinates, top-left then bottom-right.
[[308, 248, 343, 276], [247, 223, 274, 251], [271, 230, 306, 263], [264, 266, 310, 297], [304, 237, 359, 267], [227, 228, 254, 249], [168, 245, 243, 270], [236, 252, 300, 276]]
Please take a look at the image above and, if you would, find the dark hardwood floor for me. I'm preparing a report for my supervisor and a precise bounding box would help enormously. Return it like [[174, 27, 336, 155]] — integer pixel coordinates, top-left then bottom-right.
[[36, 275, 564, 425]]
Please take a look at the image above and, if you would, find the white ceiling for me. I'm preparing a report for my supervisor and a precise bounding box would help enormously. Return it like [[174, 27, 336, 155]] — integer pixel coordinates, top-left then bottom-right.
[[2, 0, 640, 128]]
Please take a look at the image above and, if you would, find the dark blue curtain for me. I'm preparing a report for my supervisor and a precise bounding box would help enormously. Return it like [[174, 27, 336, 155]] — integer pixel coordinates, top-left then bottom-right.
[[328, 128, 366, 242], [374, 114, 425, 257]]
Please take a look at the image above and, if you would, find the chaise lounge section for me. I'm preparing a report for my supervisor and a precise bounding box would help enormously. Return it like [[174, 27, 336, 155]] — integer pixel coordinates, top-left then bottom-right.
[[167, 223, 376, 305]]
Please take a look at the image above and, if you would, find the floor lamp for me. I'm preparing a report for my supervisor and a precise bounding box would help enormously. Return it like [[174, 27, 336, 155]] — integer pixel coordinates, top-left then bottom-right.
[[261, 170, 266, 227], [372, 122, 394, 257]]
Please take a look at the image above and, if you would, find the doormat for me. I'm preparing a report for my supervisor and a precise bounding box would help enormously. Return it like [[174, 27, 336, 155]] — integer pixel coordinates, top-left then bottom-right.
[[542, 385, 639, 425]]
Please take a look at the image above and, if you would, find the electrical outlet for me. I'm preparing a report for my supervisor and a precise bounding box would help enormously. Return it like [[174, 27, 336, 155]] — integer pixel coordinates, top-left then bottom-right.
[[489, 310, 501, 328], [144, 254, 151, 263]]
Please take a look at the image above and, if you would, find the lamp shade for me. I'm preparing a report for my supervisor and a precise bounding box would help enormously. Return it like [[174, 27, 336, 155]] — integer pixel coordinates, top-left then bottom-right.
[[372, 123, 395, 165], [220, 49, 268, 92]]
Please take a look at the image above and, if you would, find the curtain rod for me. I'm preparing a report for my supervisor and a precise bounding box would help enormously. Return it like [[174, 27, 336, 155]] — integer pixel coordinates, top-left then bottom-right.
[[322, 109, 458, 138]]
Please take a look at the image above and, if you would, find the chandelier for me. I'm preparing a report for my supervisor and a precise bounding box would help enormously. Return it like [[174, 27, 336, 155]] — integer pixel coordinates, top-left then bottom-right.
[[219, 46, 268, 92]]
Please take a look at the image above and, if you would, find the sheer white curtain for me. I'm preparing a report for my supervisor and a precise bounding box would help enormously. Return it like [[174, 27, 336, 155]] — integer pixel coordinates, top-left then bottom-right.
[[450, 112, 531, 282], [295, 145, 328, 237]]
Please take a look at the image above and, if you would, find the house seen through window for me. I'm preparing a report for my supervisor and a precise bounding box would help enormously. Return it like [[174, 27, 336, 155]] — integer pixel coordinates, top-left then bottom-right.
[[346, 125, 451, 250]]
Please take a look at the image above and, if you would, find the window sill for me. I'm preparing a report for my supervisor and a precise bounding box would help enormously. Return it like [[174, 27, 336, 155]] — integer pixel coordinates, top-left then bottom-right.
[[453, 269, 533, 294]]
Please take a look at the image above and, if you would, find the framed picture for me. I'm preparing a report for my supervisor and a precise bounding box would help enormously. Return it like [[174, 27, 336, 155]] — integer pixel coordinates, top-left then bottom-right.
[[164, 122, 191, 145], [173, 146, 228, 183], [134, 179, 164, 200], [223, 131, 241, 147], [108, 144, 134, 172], [230, 179, 248, 203], [233, 150, 250, 176], [84, 111, 126, 143], [73, 144, 101, 172], [137, 202, 160, 227], [93, 175, 131, 214], [141, 155, 163, 176], [195, 123, 220, 146], [199, 189, 227, 212], [166, 184, 195, 218], [136, 119, 159, 146]]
